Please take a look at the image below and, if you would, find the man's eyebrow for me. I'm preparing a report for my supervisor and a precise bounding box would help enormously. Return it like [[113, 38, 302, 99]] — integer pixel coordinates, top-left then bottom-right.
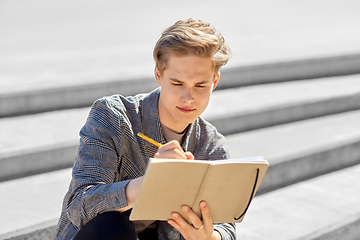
[[169, 77, 183, 82], [196, 80, 210, 84], [169, 78, 210, 84]]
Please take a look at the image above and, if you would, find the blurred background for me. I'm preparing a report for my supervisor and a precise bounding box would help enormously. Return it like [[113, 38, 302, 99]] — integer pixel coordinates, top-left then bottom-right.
[[1, 0, 360, 239]]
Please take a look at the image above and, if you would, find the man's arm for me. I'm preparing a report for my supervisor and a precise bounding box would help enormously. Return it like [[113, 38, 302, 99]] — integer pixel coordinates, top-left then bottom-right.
[[119, 140, 225, 239], [116, 140, 194, 212]]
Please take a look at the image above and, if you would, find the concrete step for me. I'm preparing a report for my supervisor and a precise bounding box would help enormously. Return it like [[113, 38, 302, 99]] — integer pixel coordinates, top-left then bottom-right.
[[0, 108, 88, 182], [226, 109, 360, 194], [203, 74, 360, 135], [2, 0, 360, 118], [2, 74, 360, 181], [1, 147, 359, 239], [236, 164, 360, 240], [2, 54, 360, 118], [0, 168, 71, 240]]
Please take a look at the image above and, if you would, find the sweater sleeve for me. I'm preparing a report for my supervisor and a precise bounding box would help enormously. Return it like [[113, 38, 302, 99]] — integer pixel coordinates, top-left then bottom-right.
[[65, 98, 132, 228], [214, 223, 237, 240]]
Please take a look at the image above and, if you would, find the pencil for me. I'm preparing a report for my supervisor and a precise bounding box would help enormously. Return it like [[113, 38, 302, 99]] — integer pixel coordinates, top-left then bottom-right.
[[137, 132, 163, 148]]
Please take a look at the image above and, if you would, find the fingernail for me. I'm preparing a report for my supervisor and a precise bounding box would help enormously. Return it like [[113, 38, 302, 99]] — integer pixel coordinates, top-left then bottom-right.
[[201, 202, 206, 208], [173, 213, 179, 219], [183, 206, 189, 212]]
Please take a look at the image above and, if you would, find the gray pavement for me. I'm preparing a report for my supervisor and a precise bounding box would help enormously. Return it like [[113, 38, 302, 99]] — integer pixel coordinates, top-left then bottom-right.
[[1, 0, 360, 94]]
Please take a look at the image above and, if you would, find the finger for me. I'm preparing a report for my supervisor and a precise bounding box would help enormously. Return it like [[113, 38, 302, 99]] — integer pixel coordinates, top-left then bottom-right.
[[184, 151, 195, 160], [155, 141, 188, 159], [160, 140, 183, 151], [168, 212, 193, 239], [154, 148, 187, 159], [199, 201, 214, 232], [182, 205, 202, 229]]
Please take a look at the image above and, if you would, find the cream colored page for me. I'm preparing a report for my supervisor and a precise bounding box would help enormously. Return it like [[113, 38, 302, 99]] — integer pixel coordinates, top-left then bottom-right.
[[192, 162, 268, 223]]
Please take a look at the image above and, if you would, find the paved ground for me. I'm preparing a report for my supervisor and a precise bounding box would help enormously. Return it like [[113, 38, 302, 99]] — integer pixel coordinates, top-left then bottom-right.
[[1, 0, 360, 93]]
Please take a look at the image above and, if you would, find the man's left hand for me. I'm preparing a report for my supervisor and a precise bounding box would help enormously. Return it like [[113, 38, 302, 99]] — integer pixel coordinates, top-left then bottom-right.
[[167, 201, 221, 240]]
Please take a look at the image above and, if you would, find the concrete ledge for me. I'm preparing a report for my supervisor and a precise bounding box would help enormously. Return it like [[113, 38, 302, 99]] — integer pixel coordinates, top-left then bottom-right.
[[204, 74, 360, 134], [0, 169, 71, 239], [0, 143, 77, 182], [1, 53, 360, 118], [227, 110, 360, 193], [2, 75, 360, 181], [236, 164, 360, 240], [0, 219, 57, 240], [2, 163, 359, 240], [1, 111, 359, 238], [295, 214, 360, 240], [218, 53, 360, 89]]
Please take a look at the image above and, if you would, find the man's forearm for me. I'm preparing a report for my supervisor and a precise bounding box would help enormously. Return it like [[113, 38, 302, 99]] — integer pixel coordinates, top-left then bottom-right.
[[115, 176, 144, 212]]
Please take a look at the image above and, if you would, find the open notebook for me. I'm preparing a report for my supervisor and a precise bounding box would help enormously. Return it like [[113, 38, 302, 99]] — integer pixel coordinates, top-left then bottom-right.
[[130, 156, 268, 223]]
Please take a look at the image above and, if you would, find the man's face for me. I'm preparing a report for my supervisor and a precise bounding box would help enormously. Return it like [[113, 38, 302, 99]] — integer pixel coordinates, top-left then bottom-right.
[[155, 55, 219, 133]]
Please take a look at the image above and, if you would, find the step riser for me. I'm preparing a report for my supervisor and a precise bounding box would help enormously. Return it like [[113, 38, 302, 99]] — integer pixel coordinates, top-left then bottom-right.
[[2, 91, 360, 181], [0, 219, 57, 240], [2, 53, 360, 118], [258, 140, 360, 194], [2, 136, 360, 202], [295, 215, 360, 240], [0, 145, 77, 182], [219, 53, 360, 89], [209, 93, 360, 135], [0, 78, 157, 118]]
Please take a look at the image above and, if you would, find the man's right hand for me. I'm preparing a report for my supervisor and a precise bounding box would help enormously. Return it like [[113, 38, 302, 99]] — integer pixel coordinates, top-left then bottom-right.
[[154, 140, 194, 160], [117, 140, 194, 212]]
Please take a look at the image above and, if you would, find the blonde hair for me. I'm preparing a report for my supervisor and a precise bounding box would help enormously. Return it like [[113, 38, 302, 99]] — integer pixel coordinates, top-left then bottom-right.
[[153, 18, 230, 76]]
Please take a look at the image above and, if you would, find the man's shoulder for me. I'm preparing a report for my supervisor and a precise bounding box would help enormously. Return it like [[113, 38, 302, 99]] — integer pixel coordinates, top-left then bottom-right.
[[194, 117, 230, 160], [93, 88, 160, 112], [197, 116, 225, 140]]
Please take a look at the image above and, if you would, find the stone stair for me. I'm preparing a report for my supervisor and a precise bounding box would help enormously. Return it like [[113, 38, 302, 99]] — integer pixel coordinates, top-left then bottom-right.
[[2, 1, 360, 239], [1, 69, 360, 239]]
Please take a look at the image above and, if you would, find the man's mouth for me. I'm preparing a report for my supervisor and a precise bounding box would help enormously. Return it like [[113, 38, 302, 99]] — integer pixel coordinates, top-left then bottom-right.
[[177, 106, 196, 113]]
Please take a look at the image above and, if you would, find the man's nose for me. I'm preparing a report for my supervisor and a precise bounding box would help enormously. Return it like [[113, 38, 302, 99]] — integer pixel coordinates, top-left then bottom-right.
[[181, 88, 194, 103]]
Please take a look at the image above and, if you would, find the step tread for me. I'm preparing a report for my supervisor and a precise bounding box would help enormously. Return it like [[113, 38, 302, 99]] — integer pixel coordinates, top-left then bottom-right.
[[2, 0, 360, 118], [2, 0, 360, 94], [236, 164, 360, 240], [0, 168, 72, 236], [227, 109, 360, 192], [227, 109, 360, 161], [1, 162, 359, 239], [1, 74, 360, 157], [204, 74, 360, 118], [2, 76, 360, 181]]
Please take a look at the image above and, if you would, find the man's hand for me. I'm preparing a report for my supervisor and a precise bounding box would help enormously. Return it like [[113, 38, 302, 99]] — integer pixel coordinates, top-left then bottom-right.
[[117, 140, 193, 212], [167, 201, 221, 240], [154, 140, 194, 160]]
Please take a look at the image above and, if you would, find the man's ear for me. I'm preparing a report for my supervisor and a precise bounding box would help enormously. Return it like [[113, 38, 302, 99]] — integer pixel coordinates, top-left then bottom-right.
[[155, 67, 161, 85], [212, 73, 220, 91]]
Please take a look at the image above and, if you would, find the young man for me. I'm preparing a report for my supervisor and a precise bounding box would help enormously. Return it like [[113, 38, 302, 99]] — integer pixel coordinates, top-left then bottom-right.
[[55, 18, 236, 240]]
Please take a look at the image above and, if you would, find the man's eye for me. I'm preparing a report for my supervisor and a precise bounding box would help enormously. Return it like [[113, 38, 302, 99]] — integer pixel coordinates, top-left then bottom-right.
[[172, 83, 182, 86], [196, 85, 206, 88]]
